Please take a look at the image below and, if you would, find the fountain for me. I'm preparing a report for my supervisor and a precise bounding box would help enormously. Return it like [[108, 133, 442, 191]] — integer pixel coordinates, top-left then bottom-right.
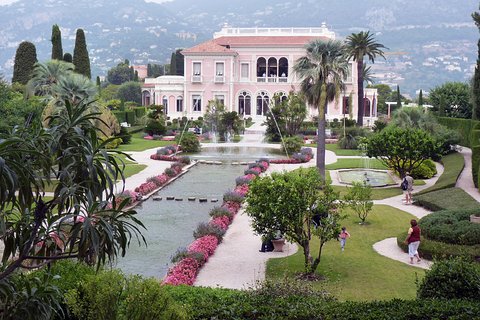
[[337, 144, 396, 187]]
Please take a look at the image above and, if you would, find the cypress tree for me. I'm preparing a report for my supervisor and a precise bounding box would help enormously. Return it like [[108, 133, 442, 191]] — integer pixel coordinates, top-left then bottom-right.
[[12, 41, 37, 85], [169, 52, 177, 75], [63, 52, 73, 63], [51, 24, 63, 60], [73, 28, 91, 79], [96, 76, 101, 94], [134, 70, 139, 82], [147, 64, 152, 77], [175, 49, 184, 76], [418, 89, 424, 106], [395, 85, 402, 111], [472, 6, 480, 119]]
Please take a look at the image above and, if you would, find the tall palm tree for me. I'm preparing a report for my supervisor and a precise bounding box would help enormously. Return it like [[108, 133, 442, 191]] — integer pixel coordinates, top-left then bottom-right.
[[345, 31, 387, 126], [294, 40, 349, 179], [26, 60, 74, 98]]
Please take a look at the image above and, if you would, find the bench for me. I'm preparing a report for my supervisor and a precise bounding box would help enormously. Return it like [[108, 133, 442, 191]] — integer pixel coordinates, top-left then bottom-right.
[[188, 127, 202, 134], [120, 122, 131, 128]]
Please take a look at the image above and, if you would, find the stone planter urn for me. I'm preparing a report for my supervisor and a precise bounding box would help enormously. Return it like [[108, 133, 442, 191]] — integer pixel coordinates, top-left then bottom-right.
[[271, 239, 286, 252], [470, 214, 480, 224]]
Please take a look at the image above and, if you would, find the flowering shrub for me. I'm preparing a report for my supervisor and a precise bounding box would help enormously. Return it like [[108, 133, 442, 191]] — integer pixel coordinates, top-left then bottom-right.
[[193, 222, 225, 242], [270, 158, 302, 164], [150, 154, 182, 161], [209, 207, 233, 221], [171, 247, 206, 266], [222, 201, 241, 215], [223, 191, 245, 203], [134, 181, 157, 195], [114, 190, 140, 207], [147, 174, 170, 187], [210, 216, 231, 231], [144, 135, 154, 140], [164, 167, 177, 177], [187, 235, 218, 261], [179, 156, 191, 165], [234, 184, 249, 197], [163, 257, 199, 286], [244, 167, 261, 176], [259, 160, 269, 171], [170, 163, 183, 174], [300, 147, 313, 156], [235, 176, 252, 186]]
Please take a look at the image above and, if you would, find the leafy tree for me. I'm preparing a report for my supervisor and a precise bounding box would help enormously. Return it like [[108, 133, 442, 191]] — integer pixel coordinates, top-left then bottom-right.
[[246, 168, 343, 275], [344, 181, 373, 224], [294, 39, 349, 179], [219, 111, 241, 141], [429, 82, 472, 119], [51, 24, 63, 60], [365, 127, 442, 178], [107, 61, 134, 85], [26, 60, 74, 98], [265, 92, 307, 142], [203, 99, 225, 134], [472, 5, 480, 120], [116, 81, 141, 104], [176, 131, 200, 152], [345, 31, 387, 127], [73, 28, 91, 79], [12, 41, 37, 85], [63, 52, 72, 63]]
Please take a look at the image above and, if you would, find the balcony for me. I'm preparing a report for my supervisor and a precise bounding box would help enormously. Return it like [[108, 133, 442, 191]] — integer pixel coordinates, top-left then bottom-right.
[[214, 75, 225, 83], [192, 75, 202, 83]]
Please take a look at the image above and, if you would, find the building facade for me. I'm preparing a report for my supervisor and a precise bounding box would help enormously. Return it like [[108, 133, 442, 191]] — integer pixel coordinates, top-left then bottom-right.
[[142, 23, 378, 126]]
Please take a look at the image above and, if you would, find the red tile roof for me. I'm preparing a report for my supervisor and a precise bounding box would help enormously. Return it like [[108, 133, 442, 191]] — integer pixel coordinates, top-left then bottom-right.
[[182, 40, 237, 55]]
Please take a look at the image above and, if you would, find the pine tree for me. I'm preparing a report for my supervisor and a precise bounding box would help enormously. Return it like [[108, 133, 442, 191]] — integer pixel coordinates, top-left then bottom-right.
[[472, 6, 480, 119], [51, 24, 63, 60], [169, 52, 177, 75], [12, 41, 37, 85], [418, 89, 424, 106], [73, 28, 91, 79], [63, 52, 72, 63]]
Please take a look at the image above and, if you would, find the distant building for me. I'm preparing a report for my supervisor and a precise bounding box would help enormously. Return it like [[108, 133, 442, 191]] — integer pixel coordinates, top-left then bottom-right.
[[142, 23, 378, 125], [132, 65, 148, 80]]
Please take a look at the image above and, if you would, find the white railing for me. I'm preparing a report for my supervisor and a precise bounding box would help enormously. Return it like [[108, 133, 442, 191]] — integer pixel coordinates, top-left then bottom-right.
[[192, 75, 202, 83], [214, 24, 335, 39], [214, 75, 225, 83]]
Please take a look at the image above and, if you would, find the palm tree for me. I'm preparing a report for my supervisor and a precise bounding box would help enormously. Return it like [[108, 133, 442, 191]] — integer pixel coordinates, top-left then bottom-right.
[[294, 40, 349, 179], [26, 60, 74, 98], [345, 31, 387, 126]]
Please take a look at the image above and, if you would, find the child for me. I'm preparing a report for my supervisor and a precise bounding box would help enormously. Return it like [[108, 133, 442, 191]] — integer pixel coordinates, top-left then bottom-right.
[[339, 227, 350, 251]]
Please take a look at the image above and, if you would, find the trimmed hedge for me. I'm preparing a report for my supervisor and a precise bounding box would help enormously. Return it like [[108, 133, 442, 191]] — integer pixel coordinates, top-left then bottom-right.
[[125, 110, 136, 125], [420, 208, 480, 245], [414, 187, 479, 211], [436, 117, 479, 148], [134, 107, 146, 119], [396, 232, 480, 261], [165, 285, 480, 320], [112, 110, 126, 124], [415, 152, 464, 196]]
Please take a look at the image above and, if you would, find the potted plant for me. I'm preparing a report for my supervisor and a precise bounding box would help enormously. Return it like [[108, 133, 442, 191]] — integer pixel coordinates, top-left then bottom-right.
[[270, 231, 285, 252], [470, 212, 480, 224]]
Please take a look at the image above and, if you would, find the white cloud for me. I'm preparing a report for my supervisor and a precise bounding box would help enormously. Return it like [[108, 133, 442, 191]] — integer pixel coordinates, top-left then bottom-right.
[[0, 0, 20, 6]]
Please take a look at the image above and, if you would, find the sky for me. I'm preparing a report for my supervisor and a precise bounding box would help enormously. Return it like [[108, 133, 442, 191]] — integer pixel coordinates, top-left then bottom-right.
[[0, 0, 174, 4]]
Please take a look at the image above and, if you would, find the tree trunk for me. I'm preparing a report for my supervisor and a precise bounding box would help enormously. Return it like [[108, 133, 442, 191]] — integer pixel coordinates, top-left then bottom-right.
[[316, 93, 327, 180], [302, 240, 312, 274], [311, 242, 324, 273], [356, 59, 364, 127]]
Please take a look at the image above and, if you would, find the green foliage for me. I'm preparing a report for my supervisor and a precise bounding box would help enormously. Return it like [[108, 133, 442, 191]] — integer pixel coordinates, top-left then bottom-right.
[[473, 144, 480, 188], [337, 126, 370, 149], [344, 181, 373, 224], [417, 258, 480, 300], [145, 120, 166, 136], [73, 28, 91, 79], [368, 84, 392, 114], [429, 82, 472, 118], [51, 24, 63, 60], [12, 41, 37, 84], [265, 92, 307, 142], [117, 126, 132, 144], [415, 152, 464, 195], [414, 187, 479, 211], [133, 106, 146, 119], [410, 159, 437, 179], [372, 119, 388, 132], [176, 131, 200, 153], [419, 208, 480, 245], [246, 168, 343, 274], [116, 81, 141, 104], [108, 61, 136, 85], [165, 285, 480, 320], [436, 117, 479, 148], [281, 135, 303, 155], [365, 126, 441, 178], [63, 52, 72, 63], [124, 110, 136, 125]]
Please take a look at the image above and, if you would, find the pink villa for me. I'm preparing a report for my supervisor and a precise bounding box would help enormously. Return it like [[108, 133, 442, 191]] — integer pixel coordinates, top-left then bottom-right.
[[142, 23, 378, 126]]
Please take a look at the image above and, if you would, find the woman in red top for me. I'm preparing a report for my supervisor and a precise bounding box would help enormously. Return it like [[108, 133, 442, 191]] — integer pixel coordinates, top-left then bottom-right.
[[404, 219, 421, 264]]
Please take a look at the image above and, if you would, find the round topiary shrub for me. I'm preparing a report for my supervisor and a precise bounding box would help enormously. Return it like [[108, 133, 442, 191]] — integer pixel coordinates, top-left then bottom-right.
[[281, 136, 303, 155], [411, 159, 437, 179], [417, 257, 480, 300], [176, 132, 200, 153]]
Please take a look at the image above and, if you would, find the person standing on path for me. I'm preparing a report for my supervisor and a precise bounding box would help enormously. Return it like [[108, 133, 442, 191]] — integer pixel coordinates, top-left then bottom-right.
[[404, 219, 421, 264], [404, 172, 414, 204], [339, 227, 350, 251]]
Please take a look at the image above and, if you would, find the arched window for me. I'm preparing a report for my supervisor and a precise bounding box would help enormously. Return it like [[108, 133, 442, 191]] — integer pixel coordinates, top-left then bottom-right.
[[274, 91, 288, 106], [162, 95, 168, 114], [176, 96, 183, 112], [238, 91, 251, 116], [267, 57, 277, 82], [364, 98, 371, 117], [256, 91, 270, 116], [256, 57, 266, 81], [279, 57, 288, 82], [142, 91, 151, 106]]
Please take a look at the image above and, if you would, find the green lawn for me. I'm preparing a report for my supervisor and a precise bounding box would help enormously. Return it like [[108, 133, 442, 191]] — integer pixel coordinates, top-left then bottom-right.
[[305, 144, 363, 156], [266, 205, 424, 301], [331, 185, 403, 200], [116, 132, 174, 152], [326, 158, 387, 170]]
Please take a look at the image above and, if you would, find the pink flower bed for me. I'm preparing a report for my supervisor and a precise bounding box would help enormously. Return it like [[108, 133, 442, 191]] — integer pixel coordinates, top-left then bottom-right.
[[144, 135, 154, 140], [222, 201, 241, 215], [234, 184, 249, 197], [259, 161, 269, 171], [210, 216, 231, 231], [163, 257, 199, 286], [150, 154, 181, 161], [270, 158, 302, 164], [187, 235, 218, 261], [148, 174, 170, 187], [134, 181, 157, 195], [250, 166, 262, 175]]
